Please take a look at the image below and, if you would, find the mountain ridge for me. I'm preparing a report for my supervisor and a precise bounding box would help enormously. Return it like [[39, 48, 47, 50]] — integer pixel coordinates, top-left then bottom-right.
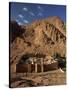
[[10, 16, 66, 73]]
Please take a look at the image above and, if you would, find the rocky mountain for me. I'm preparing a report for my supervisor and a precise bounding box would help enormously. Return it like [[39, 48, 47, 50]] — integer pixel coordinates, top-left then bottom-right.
[[10, 16, 66, 73]]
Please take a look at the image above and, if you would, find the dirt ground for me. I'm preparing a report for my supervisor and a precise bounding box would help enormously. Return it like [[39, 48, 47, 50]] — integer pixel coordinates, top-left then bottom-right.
[[10, 69, 66, 88]]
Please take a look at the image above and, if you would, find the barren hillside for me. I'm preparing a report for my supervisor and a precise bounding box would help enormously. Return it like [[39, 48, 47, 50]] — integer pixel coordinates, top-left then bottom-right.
[[10, 16, 66, 72]]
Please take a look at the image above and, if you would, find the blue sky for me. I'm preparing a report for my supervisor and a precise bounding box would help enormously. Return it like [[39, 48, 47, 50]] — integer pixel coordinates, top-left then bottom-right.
[[10, 2, 66, 25]]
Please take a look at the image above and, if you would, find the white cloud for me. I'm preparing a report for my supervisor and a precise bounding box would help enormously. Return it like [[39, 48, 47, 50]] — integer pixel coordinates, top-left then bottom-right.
[[23, 19, 29, 23], [38, 12, 43, 16], [37, 6, 42, 9], [18, 14, 24, 18], [16, 19, 19, 23], [23, 7, 28, 11], [18, 22, 22, 25], [37, 6, 42, 10], [37, 5, 44, 12], [16, 19, 22, 25], [29, 12, 35, 16]]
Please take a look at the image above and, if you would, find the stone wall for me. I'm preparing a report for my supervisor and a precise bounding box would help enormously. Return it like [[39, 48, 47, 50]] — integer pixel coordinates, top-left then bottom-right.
[[16, 62, 58, 73]]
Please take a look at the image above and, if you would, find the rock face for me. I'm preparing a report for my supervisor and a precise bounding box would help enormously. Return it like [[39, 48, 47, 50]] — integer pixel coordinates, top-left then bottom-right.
[[10, 16, 66, 73], [10, 21, 25, 43]]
